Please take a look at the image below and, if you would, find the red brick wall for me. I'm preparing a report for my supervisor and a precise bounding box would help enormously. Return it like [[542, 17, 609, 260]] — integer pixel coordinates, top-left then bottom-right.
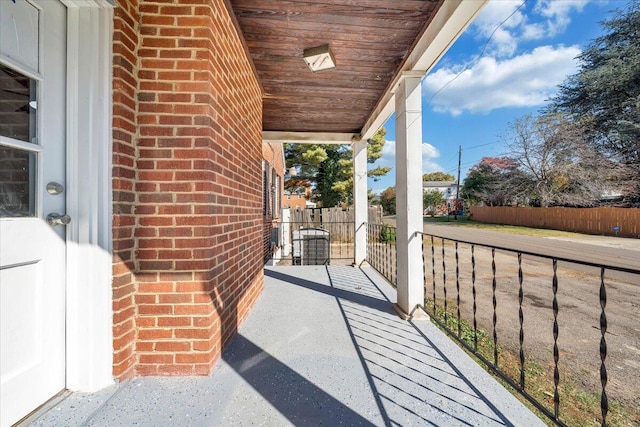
[[112, 0, 264, 378], [112, 0, 140, 380], [262, 143, 284, 262], [284, 194, 307, 210]]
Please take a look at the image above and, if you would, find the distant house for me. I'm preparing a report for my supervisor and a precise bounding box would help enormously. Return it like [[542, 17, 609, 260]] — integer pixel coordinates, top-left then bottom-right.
[[423, 180, 458, 202], [423, 180, 460, 214], [284, 185, 314, 210]]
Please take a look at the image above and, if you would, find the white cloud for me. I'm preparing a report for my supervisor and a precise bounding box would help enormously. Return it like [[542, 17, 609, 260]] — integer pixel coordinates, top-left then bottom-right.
[[472, 0, 595, 57], [473, 0, 525, 57], [379, 140, 443, 173], [423, 44, 581, 116]]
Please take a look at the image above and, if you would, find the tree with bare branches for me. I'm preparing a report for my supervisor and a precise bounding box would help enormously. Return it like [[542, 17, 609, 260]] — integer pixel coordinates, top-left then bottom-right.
[[504, 113, 615, 207]]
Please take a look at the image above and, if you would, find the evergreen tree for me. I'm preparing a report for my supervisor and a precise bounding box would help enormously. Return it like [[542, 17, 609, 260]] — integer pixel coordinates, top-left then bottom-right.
[[284, 128, 391, 207], [549, 1, 640, 201]]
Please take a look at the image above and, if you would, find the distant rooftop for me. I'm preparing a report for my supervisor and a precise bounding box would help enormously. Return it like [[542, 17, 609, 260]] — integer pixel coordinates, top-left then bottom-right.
[[423, 180, 457, 187]]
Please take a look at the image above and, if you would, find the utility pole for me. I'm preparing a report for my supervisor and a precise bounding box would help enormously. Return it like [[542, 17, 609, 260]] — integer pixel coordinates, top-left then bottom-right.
[[454, 145, 461, 220]]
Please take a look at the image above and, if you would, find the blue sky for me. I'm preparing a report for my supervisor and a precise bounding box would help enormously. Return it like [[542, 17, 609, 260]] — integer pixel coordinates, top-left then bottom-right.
[[368, 0, 617, 195]]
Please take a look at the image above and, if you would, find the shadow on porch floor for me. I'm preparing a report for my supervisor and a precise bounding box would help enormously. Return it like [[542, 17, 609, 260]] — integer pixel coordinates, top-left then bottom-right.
[[27, 265, 544, 426]]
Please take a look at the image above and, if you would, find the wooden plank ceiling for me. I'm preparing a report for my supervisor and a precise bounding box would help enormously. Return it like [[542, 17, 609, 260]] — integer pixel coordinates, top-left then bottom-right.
[[229, 0, 443, 135]]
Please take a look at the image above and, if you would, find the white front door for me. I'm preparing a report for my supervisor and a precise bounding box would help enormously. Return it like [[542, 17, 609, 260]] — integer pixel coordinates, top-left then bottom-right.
[[0, 1, 67, 425]]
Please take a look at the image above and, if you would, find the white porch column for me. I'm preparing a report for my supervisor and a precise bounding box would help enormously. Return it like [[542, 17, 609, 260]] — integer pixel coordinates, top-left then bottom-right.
[[395, 73, 425, 317], [353, 139, 368, 264]]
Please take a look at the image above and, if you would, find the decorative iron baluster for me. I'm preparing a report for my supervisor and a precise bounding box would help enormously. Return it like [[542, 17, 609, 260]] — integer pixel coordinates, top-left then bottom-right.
[[385, 227, 389, 280], [376, 225, 380, 273], [380, 226, 391, 281], [431, 236, 436, 312], [367, 224, 375, 267], [422, 235, 427, 309], [339, 223, 343, 258], [492, 248, 498, 366], [456, 242, 461, 337], [552, 259, 560, 421], [394, 233, 397, 286], [376, 225, 379, 270], [370, 225, 374, 267], [518, 252, 525, 389], [599, 267, 608, 427], [384, 225, 387, 276], [472, 244, 477, 351], [376, 226, 380, 272], [378, 225, 382, 274], [442, 238, 447, 324]]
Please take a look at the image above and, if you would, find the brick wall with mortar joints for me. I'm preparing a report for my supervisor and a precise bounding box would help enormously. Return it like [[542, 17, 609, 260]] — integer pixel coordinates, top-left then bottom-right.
[[261, 142, 284, 263], [131, 0, 264, 376], [112, 0, 140, 380]]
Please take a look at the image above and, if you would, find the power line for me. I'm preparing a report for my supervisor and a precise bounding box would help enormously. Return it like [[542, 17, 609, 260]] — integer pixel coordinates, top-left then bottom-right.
[[424, 0, 528, 107], [466, 141, 499, 150], [444, 152, 512, 175]]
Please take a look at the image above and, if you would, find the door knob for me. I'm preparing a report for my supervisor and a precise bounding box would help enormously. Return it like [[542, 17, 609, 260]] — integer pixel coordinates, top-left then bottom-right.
[[46, 213, 71, 226]]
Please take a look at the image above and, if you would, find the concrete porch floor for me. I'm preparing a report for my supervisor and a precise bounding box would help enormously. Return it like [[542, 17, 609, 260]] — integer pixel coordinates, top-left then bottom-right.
[[27, 265, 544, 426]]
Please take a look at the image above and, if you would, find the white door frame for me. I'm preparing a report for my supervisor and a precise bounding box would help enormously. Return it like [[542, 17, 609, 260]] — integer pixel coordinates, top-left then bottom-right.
[[61, 0, 114, 391]]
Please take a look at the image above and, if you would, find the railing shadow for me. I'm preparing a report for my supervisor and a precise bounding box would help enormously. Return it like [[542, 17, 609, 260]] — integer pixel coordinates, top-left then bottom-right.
[[266, 265, 520, 426], [222, 333, 376, 426], [328, 266, 516, 427], [264, 268, 391, 313]]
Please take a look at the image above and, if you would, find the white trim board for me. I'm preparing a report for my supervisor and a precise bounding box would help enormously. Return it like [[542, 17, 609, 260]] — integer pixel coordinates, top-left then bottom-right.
[[360, 0, 488, 140], [64, 1, 114, 392], [262, 131, 358, 145]]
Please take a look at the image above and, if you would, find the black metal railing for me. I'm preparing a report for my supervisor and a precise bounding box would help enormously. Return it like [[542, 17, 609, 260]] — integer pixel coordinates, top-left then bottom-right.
[[418, 231, 639, 427], [358, 223, 638, 425], [276, 221, 354, 265], [366, 223, 397, 286]]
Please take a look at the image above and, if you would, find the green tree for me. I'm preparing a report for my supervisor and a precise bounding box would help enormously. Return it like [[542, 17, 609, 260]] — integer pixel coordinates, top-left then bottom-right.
[[549, 1, 640, 201], [423, 190, 445, 215], [380, 186, 396, 215], [331, 127, 391, 204], [423, 171, 455, 182], [284, 128, 391, 207], [461, 157, 526, 206]]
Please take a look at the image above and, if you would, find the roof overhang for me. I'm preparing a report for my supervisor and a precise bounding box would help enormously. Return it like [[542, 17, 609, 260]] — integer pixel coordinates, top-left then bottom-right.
[[229, 0, 488, 144], [360, 0, 488, 140]]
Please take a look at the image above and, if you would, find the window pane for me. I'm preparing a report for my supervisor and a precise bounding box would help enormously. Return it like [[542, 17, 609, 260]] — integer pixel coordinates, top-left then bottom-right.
[[0, 146, 36, 217], [0, 64, 37, 143]]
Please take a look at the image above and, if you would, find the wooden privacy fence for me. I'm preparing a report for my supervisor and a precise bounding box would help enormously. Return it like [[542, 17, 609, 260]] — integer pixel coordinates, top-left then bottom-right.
[[469, 206, 640, 237], [287, 207, 382, 243], [288, 206, 383, 225]]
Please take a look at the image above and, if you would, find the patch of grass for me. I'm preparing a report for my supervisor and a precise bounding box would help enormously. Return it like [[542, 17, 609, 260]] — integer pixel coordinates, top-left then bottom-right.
[[424, 299, 639, 427], [423, 215, 590, 239]]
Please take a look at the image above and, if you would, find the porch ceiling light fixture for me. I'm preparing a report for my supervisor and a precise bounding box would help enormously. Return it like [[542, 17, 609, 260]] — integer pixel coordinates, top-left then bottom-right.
[[303, 44, 336, 72]]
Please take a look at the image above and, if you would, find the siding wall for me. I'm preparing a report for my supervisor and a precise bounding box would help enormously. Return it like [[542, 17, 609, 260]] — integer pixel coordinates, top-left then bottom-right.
[[112, 0, 264, 378]]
